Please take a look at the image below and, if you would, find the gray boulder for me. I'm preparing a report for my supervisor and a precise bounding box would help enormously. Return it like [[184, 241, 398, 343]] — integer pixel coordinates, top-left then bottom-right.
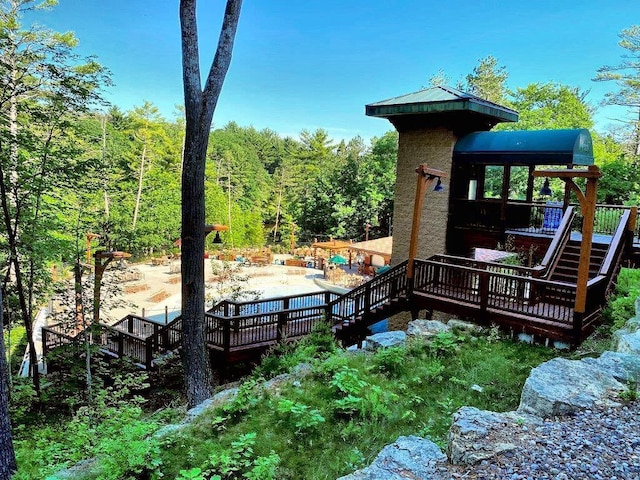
[[365, 331, 406, 351], [518, 358, 625, 417], [447, 319, 483, 334], [615, 330, 640, 355], [448, 407, 541, 465], [183, 386, 239, 422], [337, 435, 448, 480], [407, 320, 450, 338], [582, 351, 640, 384]]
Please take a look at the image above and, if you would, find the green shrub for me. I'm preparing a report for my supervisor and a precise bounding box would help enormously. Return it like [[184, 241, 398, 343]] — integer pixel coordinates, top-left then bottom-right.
[[372, 346, 406, 376], [275, 399, 325, 435]]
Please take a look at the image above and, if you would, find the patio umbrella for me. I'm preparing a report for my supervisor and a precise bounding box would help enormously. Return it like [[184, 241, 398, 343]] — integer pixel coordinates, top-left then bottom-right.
[[329, 254, 348, 264]]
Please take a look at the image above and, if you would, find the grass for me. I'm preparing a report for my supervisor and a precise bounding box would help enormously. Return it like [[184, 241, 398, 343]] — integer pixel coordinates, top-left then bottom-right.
[[158, 328, 558, 480]]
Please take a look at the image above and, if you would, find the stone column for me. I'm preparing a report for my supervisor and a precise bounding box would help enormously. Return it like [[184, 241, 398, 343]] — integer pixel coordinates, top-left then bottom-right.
[[391, 127, 458, 264]]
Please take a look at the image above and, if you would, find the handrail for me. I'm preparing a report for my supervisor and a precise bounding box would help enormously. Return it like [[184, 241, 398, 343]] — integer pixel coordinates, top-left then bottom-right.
[[415, 258, 576, 288], [599, 209, 631, 276], [329, 260, 408, 305], [536, 206, 576, 278], [430, 254, 535, 276]]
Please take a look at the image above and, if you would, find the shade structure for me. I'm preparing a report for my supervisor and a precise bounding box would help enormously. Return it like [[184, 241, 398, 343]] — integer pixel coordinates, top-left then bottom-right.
[[329, 255, 348, 265], [311, 239, 352, 251], [454, 129, 594, 166], [348, 236, 393, 260]]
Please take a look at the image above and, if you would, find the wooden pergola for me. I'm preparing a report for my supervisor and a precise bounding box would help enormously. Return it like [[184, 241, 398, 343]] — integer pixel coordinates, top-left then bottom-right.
[[312, 238, 353, 267]]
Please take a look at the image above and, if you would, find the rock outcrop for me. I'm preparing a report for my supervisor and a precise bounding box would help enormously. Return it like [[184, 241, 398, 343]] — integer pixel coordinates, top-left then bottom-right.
[[517, 357, 626, 417], [447, 407, 541, 466], [364, 331, 406, 351], [337, 436, 449, 480]]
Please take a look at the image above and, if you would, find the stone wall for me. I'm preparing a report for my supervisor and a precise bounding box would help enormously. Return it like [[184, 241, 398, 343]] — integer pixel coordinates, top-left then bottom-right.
[[391, 127, 457, 265]]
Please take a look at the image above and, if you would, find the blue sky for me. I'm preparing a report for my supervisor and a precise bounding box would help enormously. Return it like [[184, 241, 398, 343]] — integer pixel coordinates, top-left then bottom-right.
[[28, 1, 640, 141]]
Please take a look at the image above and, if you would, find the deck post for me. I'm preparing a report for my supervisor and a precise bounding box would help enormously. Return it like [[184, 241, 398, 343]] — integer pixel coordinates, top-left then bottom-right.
[[223, 319, 231, 355], [324, 291, 332, 321], [572, 311, 584, 345], [278, 298, 290, 342], [117, 331, 124, 358], [145, 339, 153, 370], [128, 315, 134, 333], [364, 281, 371, 320], [479, 270, 489, 322], [628, 207, 638, 256]]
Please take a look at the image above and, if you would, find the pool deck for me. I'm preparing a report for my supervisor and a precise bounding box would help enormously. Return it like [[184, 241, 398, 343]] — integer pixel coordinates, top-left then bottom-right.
[[104, 255, 327, 324]]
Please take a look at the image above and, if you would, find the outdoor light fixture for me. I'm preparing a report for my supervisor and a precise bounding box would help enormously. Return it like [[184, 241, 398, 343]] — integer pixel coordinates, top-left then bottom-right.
[[433, 178, 445, 192], [539, 178, 552, 197], [212, 231, 223, 244]]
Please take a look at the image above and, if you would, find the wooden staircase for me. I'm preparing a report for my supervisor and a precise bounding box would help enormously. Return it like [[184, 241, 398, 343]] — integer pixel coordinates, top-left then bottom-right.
[[549, 240, 609, 283], [329, 261, 409, 344]]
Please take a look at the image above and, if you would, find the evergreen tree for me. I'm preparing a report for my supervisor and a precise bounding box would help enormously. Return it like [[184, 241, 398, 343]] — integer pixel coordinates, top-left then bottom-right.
[[594, 25, 640, 155]]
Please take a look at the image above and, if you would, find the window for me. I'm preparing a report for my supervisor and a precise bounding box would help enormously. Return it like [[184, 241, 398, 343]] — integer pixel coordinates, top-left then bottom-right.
[[483, 166, 503, 199], [508, 166, 529, 200]]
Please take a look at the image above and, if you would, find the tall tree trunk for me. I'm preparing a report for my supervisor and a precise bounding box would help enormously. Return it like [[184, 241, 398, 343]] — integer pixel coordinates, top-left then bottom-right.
[[273, 173, 284, 242], [635, 108, 640, 157], [101, 115, 110, 219], [132, 143, 147, 230], [0, 289, 17, 480], [180, 0, 242, 408]]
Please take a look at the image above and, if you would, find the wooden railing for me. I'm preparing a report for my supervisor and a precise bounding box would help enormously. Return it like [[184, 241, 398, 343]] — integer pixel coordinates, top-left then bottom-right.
[[412, 259, 576, 326], [429, 206, 576, 281], [212, 291, 338, 318], [535, 206, 576, 278], [205, 302, 329, 353], [99, 324, 154, 369], [42, 324, 86, 357], [329, 261, 408, 325]]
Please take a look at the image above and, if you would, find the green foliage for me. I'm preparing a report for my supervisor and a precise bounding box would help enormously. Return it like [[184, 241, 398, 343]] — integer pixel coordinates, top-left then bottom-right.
[[372, 346, 406, 376], [499, 82, 593, 131], [188, 432, 280, 480], [255, 321, 337, 378], [155, 330, 557, 480], [461, 55, 509, 104], [275, 399, 325, 434], [222, 377, 262, 420], [427, 331, 462, 356], [602, 268, 640, 331]]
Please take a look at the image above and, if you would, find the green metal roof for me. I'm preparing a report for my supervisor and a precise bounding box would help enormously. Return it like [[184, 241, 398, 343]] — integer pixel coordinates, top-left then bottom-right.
[[365, 86, 519, 124], [453, 129, 594, 165]]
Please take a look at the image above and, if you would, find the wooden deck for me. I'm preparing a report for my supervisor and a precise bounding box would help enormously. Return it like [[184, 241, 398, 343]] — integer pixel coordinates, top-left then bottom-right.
[[42, 206, 635, 369]]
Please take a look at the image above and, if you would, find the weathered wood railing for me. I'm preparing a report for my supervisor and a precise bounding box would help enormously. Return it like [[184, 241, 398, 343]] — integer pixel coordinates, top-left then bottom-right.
[[329, 261, 408, 325]]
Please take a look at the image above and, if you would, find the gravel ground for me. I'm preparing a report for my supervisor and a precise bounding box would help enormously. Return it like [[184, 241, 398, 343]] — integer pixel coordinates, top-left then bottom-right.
[[448, 401, 640, 480]]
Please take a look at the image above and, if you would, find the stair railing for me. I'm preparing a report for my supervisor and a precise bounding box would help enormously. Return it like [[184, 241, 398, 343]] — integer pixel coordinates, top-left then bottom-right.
[[596, 208, 632, 293], [533, 206, 576, 279], [328, 260, 408, 325]]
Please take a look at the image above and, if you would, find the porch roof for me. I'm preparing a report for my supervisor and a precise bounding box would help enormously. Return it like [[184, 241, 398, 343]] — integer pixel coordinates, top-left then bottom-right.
[[454, 128, 594, 165]]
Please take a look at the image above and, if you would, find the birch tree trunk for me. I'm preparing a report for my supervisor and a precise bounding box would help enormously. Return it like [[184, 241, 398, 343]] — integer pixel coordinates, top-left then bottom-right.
[[132, 143, 147, 231]]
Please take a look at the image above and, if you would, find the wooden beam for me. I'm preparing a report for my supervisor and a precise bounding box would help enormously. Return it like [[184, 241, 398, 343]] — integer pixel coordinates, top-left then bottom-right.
[[533, 166, 602, 179], [574, 173, 598, 314], [406, 165, 447, 280]]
